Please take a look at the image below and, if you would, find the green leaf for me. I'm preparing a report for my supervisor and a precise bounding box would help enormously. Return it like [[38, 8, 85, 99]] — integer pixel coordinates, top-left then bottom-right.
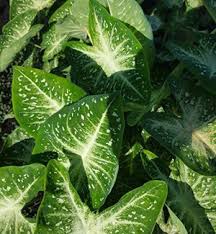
[[142, 79, 216, 175], [0, 164, 46, 233], [107, 0, 153, 40], [203, 0, 216, 22], [170, 159, 216, 232], [42, 0, 107, 61], [12, 66, 86, 137], [10, 0, 55, 19], [66, 0, 150, 105], [33, 94, 124, 209], [0, 11, 42, 72], [3, 127, 31, 149], [41, 25, 71, 62], [158, 206, 188, 234], [142, 154, 216, 233], [49, 0, 74, 23], [168, 34, 216, 94], [36, 159, 167, 233]]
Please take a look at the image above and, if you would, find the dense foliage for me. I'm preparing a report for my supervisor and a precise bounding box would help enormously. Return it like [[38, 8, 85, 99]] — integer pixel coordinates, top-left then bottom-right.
[[0, 0, 216, 233]]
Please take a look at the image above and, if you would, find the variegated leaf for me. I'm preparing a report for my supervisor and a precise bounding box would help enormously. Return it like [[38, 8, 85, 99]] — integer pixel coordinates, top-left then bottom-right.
[[143, 79, 216, 175], [33, 94, 124, 209], [0, 11, 42, 72], [203, 0, 216, 22], [168, 34, 216, 94], [12, 66, 86, 137], [49, 0, 74, 23], [0, 164, 46, 234], [142, 154, 216, 234], [36, 159, 167, 233], [10, 0, 55, 19], [107, 0, 153, 40], [158, 206, 188, 234], [66, 0, 150, 105]]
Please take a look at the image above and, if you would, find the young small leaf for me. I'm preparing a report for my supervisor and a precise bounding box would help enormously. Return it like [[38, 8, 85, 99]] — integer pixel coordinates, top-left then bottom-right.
[[142, 79, 216, 175], [168, 34, 216, 94], [36, 159, 167, 233], [33, 94, 124, 209], [66, 0, 151, 105], [0, 164, 46, 233], [12, 66, 86, 137]]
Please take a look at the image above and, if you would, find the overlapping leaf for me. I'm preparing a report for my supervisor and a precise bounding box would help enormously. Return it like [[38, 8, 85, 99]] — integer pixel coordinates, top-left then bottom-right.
[[0, 164, 46, 233], [33, 94, 124, 209], [36, 159, 167, 233], [0, 11, 42, 72], [66, 0, 150, 105], [142, 79, 216, 175], [10, 0, 55, 19], [203, 0, 216, 22], [168, 34, 216, 94], [12, 66, 86, 137], [42, 0, 107, 61], [142, 154, 216, 233], [107, 0, 153, 40]]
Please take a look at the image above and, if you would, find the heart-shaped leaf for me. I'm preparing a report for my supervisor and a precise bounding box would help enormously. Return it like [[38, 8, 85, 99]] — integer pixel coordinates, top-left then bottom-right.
[[10, 0, 55, 19], [12, 66, 86, 137], [66, 0, 150, 105], [0, 11, 42, 72], [36, 159, 167, 233], [33, 94, 124, 209], [142, 154, 216, 233], [168, 34, 216, 94], [203, 0, 216, 22], [0, 164, 46, 233], [142, 79, 216, 175]]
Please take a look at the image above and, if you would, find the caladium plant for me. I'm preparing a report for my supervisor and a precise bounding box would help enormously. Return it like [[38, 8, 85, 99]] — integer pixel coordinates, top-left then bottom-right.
[[1, 0, 216, 233]]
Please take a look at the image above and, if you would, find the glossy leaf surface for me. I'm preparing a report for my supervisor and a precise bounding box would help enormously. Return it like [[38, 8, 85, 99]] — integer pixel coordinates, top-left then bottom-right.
[[0, 164, 46, 233], [36, 160, 167, 233], [12, 66, 86, 137], [33, 94, 124, 209]]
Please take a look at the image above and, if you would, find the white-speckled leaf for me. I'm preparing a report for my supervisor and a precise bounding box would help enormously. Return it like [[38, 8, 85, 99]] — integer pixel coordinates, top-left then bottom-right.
[[170, 159, 216, 232], [0, 11, 42, 72], [49, 0, 74, 23], [41, 25, 71, 62], [12, 66, 86, 137], [36, 160, 167, 233], [143, 79, 216, 175], [107, 0, 153, 40], [203, 0, 216, 22], [142, 154, 215, 234], [33, 94, 124, 209], [10, 0, 55, 19], [158, 206, 188, 234], [0, 164, 46, 234], [168, 35, 216, 94], [42, 0, 89, 61], [66, 0, 150, 105]]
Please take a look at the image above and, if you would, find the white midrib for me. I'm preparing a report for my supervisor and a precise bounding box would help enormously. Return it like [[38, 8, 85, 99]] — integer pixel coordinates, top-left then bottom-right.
[[101, 184, 162, 227], [17, 69, 64, 113], [56, 169, 88, 230], [79, 107, 109, 163], [94, 12, 122, 75]]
